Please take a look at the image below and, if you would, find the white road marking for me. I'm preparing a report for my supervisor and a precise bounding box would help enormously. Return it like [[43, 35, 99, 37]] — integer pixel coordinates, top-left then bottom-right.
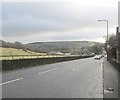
[[38, 68, 58, 75], [101, 59, 104, 67], [72, 68, 76, 70], [0, 78, 24, 86]]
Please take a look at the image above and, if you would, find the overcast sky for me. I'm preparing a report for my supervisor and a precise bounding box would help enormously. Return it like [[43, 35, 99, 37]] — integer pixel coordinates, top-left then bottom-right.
[[1, 0, 120, 43]]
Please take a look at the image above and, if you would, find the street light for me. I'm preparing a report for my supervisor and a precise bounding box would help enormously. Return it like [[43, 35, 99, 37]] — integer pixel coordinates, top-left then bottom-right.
[[98, 19, 109, 44], [98, 19, 109, 60]]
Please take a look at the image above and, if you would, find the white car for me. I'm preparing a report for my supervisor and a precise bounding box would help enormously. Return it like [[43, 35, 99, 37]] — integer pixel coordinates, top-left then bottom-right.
[[94, 55, 101, 60]]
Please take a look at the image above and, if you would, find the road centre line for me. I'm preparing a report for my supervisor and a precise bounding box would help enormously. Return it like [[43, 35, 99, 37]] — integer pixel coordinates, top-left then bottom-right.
[[38, 68, 58, 75], [1, 68, 58, 85], [0, 78, 24, 86]]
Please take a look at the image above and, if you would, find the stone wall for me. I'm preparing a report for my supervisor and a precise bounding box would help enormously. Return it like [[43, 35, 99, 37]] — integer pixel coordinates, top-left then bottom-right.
[[1, 55, 93, 71]]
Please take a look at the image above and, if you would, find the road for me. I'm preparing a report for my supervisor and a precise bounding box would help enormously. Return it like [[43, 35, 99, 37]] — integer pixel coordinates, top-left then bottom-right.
[[1, 57, 103, 98]]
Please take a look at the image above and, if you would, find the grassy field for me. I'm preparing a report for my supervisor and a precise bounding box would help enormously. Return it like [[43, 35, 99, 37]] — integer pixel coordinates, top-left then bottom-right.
[[0, 47, 64, 60], [0, 47, 46, 56]]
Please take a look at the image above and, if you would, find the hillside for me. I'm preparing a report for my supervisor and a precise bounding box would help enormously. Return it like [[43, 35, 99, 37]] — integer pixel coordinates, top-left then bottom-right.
[[26, 41, 100, 53], [0, 40, 103, 55]]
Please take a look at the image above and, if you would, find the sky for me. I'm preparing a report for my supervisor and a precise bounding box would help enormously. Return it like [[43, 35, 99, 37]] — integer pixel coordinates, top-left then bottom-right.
[[1, 0, 120, 43]]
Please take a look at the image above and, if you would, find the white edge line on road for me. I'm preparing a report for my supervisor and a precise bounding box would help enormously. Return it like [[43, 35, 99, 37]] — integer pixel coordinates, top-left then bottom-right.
[[101, 59, 104, 67], [38, 68, 58, 75], [0, 78, 24, 86], [72, 68, 76, 71]]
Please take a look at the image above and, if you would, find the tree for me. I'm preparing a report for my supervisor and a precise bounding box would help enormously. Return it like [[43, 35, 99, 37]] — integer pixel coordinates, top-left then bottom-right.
[[104, 34, 116, 54], [106, 34, 116, 48], [91, 44, 103, 54], [14, 42, 22, 49], [105, 34, 116, 61]]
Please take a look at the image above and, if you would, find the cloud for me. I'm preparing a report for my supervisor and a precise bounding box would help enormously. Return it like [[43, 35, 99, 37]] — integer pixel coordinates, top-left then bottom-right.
[[2, 1, 118, 43]]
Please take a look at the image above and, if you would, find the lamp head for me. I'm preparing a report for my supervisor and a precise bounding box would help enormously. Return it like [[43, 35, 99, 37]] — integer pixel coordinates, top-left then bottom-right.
[[98, 19, 108, 22], [98, 20, 103, 21]]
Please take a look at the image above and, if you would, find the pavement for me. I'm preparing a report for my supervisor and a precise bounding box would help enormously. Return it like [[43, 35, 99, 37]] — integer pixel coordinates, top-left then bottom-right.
[[103, 57, 119, 99]]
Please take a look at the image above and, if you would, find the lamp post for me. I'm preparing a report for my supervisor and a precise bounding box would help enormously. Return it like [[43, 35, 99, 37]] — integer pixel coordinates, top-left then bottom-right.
[[98, 20, 109, 43], [98, 19, 109, 60]]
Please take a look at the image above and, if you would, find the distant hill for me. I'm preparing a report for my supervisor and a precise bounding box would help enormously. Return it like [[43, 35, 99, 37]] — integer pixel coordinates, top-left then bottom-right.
[[26, 41, 99, 53], [0, 40, 103, 55], [0, 39, 25, 50]]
